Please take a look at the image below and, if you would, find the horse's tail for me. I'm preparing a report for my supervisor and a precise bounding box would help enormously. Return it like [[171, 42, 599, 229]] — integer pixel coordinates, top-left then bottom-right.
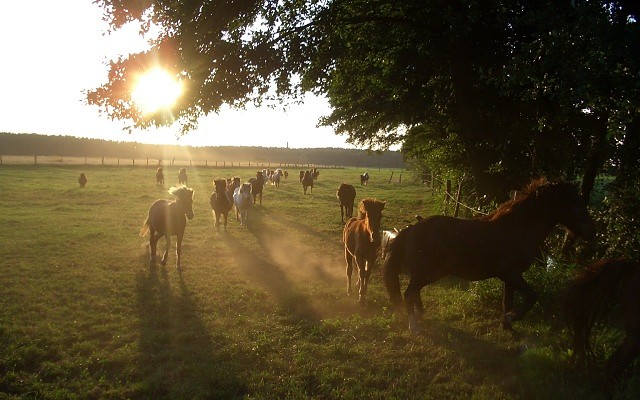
[[565, 258, 636, 363], [139, 214, 150, 237], [382, 226, 411, 308]]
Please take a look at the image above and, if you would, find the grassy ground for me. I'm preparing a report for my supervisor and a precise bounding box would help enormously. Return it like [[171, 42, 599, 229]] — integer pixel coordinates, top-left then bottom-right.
[[0, 165, 637, 399]]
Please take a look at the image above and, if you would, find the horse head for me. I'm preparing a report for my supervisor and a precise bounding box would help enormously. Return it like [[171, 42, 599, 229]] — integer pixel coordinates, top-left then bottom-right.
[[359, 198, 385, 243], [548, 182, 596, 240], [170, 186, 195, 220], [214, 179, 227, 193]]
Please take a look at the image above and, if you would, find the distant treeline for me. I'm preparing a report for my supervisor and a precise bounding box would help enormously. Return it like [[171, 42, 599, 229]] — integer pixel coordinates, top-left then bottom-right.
[[0, 133, 404, 169]]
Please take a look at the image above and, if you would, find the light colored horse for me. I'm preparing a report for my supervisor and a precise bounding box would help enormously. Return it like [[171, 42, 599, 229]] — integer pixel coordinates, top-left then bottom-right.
[[233, 183, 253, 225], [271, 169, 283, 188], [140, 185, 195, 269]]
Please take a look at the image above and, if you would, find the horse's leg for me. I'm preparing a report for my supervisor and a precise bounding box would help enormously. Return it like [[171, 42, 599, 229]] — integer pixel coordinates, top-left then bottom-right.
[[160, 235, 171, 266], [223, 212, 228, 229], [502, 274, 537, 330], [340, 205, 344, 223], [176, 232, 183, 269], [404, 278, 425, 333], [148, 226, 157, 267], [345, 248, 353, 296], [356, 255, 371, 305]]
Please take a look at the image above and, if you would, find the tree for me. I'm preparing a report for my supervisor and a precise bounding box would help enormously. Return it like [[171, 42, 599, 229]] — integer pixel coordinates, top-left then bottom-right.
[[88, 0, 640, 200]]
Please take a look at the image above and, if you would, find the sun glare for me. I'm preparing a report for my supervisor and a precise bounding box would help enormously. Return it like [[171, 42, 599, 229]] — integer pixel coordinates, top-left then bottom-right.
[[131, 68, 182, 114]]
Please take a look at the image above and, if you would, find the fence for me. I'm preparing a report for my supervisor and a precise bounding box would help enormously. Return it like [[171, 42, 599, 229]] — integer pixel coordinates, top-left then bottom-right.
[[0, 155, 342, 170], [421, 172, 491, 218]]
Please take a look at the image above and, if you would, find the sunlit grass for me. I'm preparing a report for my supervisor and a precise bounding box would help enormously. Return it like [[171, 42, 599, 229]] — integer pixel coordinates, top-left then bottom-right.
[[0, 165, 636, 399]]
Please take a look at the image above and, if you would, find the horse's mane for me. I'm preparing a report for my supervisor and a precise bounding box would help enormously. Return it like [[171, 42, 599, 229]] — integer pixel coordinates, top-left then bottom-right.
[[169, 185, 193, 197], [485, 177, 564, 221], [357, 198, 385, 219]]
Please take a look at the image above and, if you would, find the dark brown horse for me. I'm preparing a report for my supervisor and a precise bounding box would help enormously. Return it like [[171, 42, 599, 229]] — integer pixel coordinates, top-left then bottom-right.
[[78, 172, 87, 188], [140, 186, 195, 269], [302, 170, 314, 194], [336, 183, 356, 223], [178, 168, 188, 185], [565, 258, 640, 380], [209, 179, 233, 231], [156, 167, 164, 185], [343, 198, 386, 305], [383, 179, 596, 332], [249, 171, 264, 205]]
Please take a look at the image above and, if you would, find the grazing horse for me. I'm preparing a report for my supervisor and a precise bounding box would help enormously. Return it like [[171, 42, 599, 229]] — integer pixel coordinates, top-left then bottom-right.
[[565, 258, 640, 380], [209, 179, 233, 231], [302, 170, 314, 194], [383, 179, 596, 332], [156, 167, 164, 185], [78, 172, 87, 188], [336, 183, 357, 223], [343, 198, 386, 305], [140, 186, 195, 269], [178, 168, 188, 185], [233, 183, 253, 225], [249, 171, 264, 205], [360, 172, 370, 186]]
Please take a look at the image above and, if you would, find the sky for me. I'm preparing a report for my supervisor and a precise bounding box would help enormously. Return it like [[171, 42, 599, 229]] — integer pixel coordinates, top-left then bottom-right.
[[0, 1, 357, 149]]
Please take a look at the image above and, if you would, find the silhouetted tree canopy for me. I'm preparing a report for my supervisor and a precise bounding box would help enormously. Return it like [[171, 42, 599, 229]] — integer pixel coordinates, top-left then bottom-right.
[[88, 0, 640, 199]]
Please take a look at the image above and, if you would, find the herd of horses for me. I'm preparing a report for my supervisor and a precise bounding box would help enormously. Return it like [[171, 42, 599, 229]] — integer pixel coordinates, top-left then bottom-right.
[[138, 170, 639, 383]]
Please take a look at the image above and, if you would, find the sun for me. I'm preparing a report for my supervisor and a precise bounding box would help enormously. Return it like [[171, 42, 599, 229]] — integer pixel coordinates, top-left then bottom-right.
[[131, 68, 182, 114]]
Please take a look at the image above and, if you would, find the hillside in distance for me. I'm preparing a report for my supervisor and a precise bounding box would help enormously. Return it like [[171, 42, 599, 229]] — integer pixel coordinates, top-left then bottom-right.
[[0, 132, 404, 169]]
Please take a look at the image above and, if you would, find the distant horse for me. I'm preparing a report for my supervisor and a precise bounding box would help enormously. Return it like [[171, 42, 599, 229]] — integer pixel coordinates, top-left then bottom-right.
[[209, 179, 233, 231], [249, 171, 264, 205], [156, 167, 164, 185], [383, 179, 596, 332], [336, 183, 356, 223], [271, 169, 283, 188], [565, 258, 640, 380], [78, 172, 87, 188], [299, 170, 305, 182], [284, 170, 289, 180], [343, 198, 386, 304], [178, 168, 188, 185], [233, 183, 253, 225], [360, 172, 370, 186], [312, 168, 320, 180], [140, 185, 195, 269], [302, 170, 314, 194]]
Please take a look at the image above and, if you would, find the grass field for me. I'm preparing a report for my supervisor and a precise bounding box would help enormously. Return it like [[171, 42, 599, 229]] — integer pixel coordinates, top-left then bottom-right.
[[0, 165, 637, 399]]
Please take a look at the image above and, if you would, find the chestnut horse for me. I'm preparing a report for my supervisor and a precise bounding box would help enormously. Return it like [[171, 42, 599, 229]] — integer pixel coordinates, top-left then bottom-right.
[[249, 171, 264, 205], [209, 179, 233, 230], [336, 183, 356, 223], [565, 258, 640, 380], [140, 186, 195, 269], [302, 170, 314, 194], [343, 198, 386, 305], [383, 179, 596, 332]]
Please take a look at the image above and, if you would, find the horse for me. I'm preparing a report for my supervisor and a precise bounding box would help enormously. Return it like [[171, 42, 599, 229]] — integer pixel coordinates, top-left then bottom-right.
[[271, 169, 283, 188], [233, 183, 253, 225], [336, 183, 356, 223], [156, 167, 164, 185], [312, 167, 320, 180], [383, 178, 596, 332], [209, 179, 233, 231], [565, 258, 640, 381], [343, 198, 386, 305], [140, 185, 195, 269], [78, 172, 87, 188], [381, 228, 399, 260], [249, 171, 264, 205], [299, 170, 305, 182], [178, 168, 188, 185], [302, 170, 314, 194], [360, 172, 370, 186], [284, 170, 289, 180]]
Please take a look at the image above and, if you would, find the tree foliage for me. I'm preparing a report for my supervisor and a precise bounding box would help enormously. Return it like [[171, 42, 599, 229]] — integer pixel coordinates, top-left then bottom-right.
[[88, 0, 640, 200]]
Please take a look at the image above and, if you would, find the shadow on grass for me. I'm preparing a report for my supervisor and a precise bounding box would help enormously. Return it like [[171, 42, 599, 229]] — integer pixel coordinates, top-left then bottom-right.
[[135, 265, 247, 399]]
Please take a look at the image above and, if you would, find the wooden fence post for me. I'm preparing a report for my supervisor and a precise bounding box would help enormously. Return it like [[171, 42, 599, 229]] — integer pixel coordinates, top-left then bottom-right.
[[399, 173, 403, 184], [388, 171, 394, 184], [34, 155, 37, 165], [102, 156, 104, 166]]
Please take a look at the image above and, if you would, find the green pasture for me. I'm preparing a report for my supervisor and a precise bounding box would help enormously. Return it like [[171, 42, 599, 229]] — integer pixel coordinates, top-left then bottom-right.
[[0, 165, 636, 399]]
